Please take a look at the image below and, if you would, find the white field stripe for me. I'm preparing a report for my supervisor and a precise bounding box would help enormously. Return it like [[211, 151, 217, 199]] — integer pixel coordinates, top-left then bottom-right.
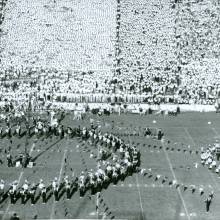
[[135, 175, 145, 219], [183, 128, 195, 147], [184, 127, 220, 189], [128, 134, 144, 219], [110, 182, 214, 190], [162, 142, 191, 220], [29, 143, 35, 155], [0, 211, 15, 214], [2, 143, 35, 220], [96, 142, 100, 219], [50, 141, 68, 219], [212, 127, 219, 137]]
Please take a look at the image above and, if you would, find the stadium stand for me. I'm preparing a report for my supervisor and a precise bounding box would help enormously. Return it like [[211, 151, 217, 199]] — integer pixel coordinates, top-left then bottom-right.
[[0, 0, 220, 107]]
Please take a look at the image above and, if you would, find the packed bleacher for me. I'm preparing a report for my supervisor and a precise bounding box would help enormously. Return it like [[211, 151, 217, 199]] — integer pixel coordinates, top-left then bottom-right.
[[115, 0, 220, 105], [0, 0, 220, 106]]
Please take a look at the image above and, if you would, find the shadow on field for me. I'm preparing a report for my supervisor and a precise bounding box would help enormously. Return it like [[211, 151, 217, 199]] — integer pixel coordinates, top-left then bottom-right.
[[32, 139, 62, 162]]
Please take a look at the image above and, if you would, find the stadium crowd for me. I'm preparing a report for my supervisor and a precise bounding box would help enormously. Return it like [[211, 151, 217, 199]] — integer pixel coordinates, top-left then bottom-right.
[[0, 0, 220, 105], [0, 66, 219, 106], [116, 0, 220, 105]]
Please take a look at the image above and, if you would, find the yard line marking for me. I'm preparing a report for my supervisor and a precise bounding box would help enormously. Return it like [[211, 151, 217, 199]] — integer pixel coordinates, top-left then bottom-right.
[[128, 133, 144, 219], [0, 211, 14, 214], [50, 140, 68, 219], [29, 143, 35, 155], [96, 143, 100, 220], [136, 175, 145, 220], [212, 127, 219, 137], [2, 143, 35, 220], [184, 128, 195, 147], [162, 142, 191, 220], [111, 184, 174, 188]]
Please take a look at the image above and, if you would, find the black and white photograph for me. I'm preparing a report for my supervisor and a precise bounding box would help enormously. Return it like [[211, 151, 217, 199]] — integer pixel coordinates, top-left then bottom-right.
[[0, 0, 220, 219]]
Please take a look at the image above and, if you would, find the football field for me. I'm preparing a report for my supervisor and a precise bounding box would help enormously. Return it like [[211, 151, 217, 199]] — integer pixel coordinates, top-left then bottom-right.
[[0, 112, 220, 220]]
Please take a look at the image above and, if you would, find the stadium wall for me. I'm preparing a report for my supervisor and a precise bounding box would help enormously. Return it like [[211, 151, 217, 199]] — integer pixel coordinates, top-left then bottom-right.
[[51, 102, 216, 112]]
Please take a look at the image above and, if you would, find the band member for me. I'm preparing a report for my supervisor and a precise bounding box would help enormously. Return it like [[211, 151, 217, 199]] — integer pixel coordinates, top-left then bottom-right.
[[28, 125, 32, 137], [79, 172, 85, 197], [95, 168, 103, 193], [103, 172, 110, 189], [34, 126, 38, 135], [88, 171, 96, 195], [15, 124, 21, 137], [0, 126, 3, 138], [82, 128, 87, 140], [120, 165, 126, 181], [29, 183, 36, 205], [64, 176, 69, 185], [112, 167, 118, 185], [205, 196, 212, 212], [7, 152, 13, 167], [23, 152, 31, 168], [50, 177, 58, 201], [158, 129, 163, 140], [20, 180, 29, 204], [8, 188, 15, 204], [42, 186, 46, 204], [38, 179, 45, 198], [9, 180, 18, 205], [52, 177, 58, 189], [5, 125, 12, 138], [61, 126, 65, 138], [0, 179, 5, 202], [18, 153, 24, 166], [127, 160, 134, 175], [106, 163, 113, 178], [53, 186, 59, 202], [65, 182, 71, 200]]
